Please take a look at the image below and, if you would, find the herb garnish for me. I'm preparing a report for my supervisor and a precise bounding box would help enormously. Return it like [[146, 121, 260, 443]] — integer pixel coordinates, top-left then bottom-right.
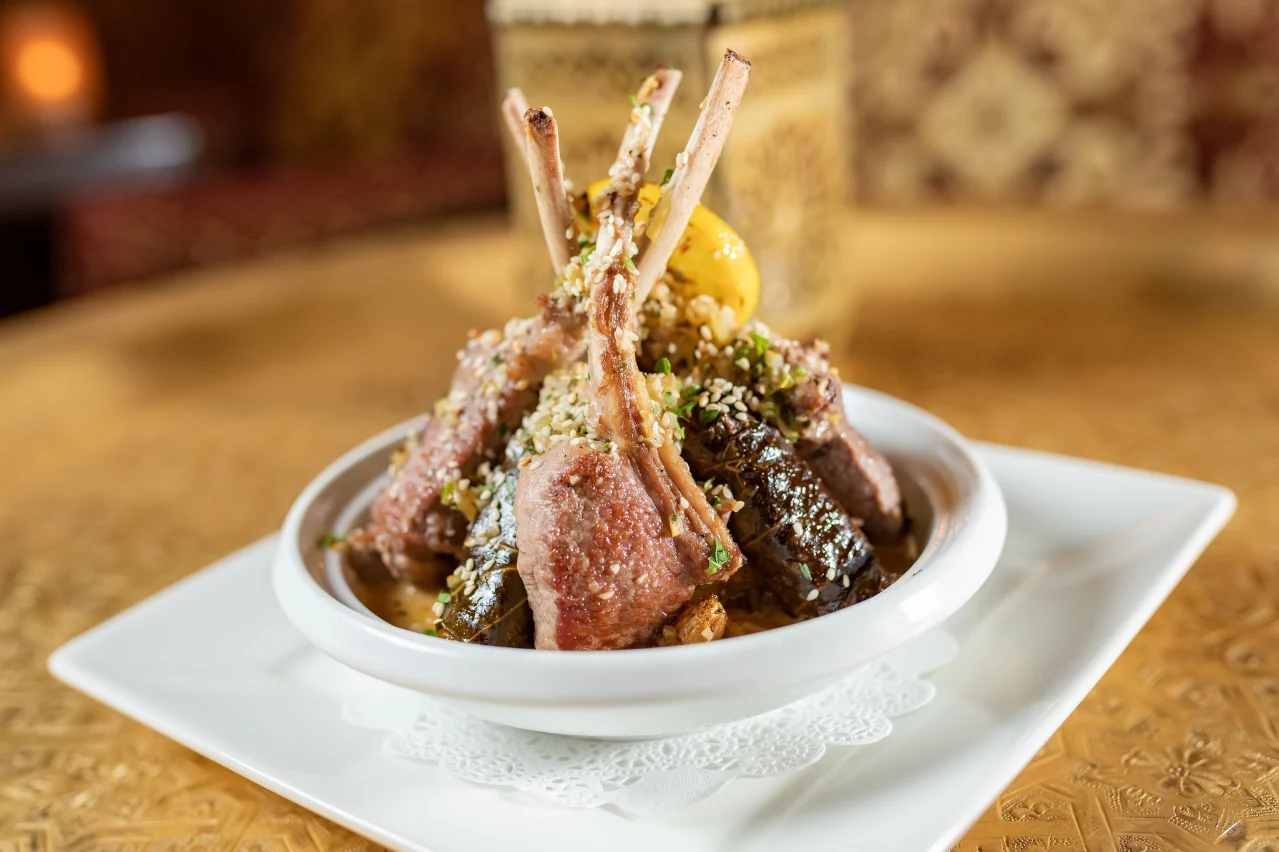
[[751, 331, 770, 358], [699, 407, 720, 424], [422, 628, 437, 637], [799, 563, 812, 581], [318, 532, 345, 549], [655, 357, 671, 374], [660, 168, 674, 187], [437, 591, 452, 604], [623, 256, 636, 272], [708, 538, 729, 574]]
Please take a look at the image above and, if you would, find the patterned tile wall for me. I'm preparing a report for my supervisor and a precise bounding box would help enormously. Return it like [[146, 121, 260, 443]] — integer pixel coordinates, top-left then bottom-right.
[[850, 0, 1279, 208]]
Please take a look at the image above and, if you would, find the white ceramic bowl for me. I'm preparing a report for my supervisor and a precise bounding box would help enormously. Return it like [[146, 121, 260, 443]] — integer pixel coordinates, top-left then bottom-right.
[[273, 386, 1007, 738]]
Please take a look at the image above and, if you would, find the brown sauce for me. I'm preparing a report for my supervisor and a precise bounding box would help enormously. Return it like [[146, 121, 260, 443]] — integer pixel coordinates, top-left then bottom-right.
[[346, 567, 443, 633], [347, 529, 920, 640]]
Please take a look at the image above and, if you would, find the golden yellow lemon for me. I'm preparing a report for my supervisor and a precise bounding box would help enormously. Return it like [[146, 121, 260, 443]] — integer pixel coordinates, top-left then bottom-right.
[[586, 179, 759, 324]]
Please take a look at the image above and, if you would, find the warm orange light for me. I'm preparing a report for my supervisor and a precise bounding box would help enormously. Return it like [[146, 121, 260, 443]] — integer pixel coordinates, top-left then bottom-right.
[[15, 37, 82, 102]]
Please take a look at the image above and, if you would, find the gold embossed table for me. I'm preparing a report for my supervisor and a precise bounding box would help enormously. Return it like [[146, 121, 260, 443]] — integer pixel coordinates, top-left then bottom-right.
[[2, 218, 1277, 852]]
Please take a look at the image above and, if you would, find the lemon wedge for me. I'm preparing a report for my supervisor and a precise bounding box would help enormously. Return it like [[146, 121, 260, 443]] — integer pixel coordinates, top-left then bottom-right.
[[585, 179, 760, 324]]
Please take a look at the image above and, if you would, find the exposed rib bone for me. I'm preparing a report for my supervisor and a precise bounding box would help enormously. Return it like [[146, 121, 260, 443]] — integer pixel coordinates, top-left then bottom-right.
[[523, 107, 576, 274], [593, 69, 683, 204], [500, 88, 530, 167], [634, 50, 751, 305]]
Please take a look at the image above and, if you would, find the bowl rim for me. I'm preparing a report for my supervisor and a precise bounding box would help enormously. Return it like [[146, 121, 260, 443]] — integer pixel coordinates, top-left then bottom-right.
[[273, 385, 1007, 705]]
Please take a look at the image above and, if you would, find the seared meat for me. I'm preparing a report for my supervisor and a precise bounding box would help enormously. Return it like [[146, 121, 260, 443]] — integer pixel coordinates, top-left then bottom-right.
[[362, 71, 686, 584], [437, 466, 534, 647], [515, 60, 749, 649], [365, 299, 586, 581], [777, 339, 904, 543], [683, 402, 882, 617], [516, 444, 721, 650], [796, 416, 901, 544]]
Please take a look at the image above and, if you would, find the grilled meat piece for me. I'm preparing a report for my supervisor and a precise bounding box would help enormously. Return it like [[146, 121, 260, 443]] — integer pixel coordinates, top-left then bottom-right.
[[515, 59, 749, 649], [777, 339, 904, 543], [683, 409, 882, 617], [362, 71, 687, 584], [365, 299, 586, 581], [516, 443, 728, 650], [437, 467, 533, 647]]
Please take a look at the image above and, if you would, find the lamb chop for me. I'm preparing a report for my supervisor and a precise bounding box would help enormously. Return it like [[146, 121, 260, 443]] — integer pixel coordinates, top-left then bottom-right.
[[515, 53, 751, 651], [358, 71, 682, 583], [775, 339, 903, 543]]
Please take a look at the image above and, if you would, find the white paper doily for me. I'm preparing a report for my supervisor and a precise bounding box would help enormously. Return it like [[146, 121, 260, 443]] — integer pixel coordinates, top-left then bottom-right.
[[343, 630, 955, 815]]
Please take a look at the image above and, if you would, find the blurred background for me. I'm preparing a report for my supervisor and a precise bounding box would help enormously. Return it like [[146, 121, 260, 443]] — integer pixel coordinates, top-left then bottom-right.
[[2, 0, 1278, 329]]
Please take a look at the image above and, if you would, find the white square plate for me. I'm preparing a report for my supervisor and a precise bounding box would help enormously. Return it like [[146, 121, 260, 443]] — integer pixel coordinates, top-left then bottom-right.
[[49, 444, 1235, 852]]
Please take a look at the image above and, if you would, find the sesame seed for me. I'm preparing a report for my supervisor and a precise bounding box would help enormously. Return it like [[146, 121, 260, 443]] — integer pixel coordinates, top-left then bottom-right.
[[609, 562, 621, 575], [569, 475, 580, 485], [793, 520, 803, 535], [806, 589, 819, 602], [432, 602, 445, 616], [842, 575, 851, 588], [826, 568, 837, 581], [598, 589, 615, 600]]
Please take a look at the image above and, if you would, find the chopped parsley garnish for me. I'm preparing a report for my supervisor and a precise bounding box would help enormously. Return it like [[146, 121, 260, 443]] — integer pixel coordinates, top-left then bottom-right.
[[623, 256, 636, 272], [702, 477, 714, 491], [663, 391, 676, 406], [799, 563, 812, 581], [670, 421, 685, 440], [778, 373, 795, 390], [579, 243, 595, 264], [491, 352, 504, 365], [602, 439, 613, 453], [440, 481, 455, 503], [660, 168, 674, 187], [751, 331, 770, 358], [699, 407, 720, 424], [709, 495, 721, 507], [318, 532, 345, 549], [497, 422, 508, 437], [422, 628, 437, 637], [655, 357, 671, 374], [437, 591, 452, 604], [794, 367, 808, 377], [505, 479, 517, 496], [708, 538, 729, 574], [629, 94, 638, 108], [669, 398, 696, 420]]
